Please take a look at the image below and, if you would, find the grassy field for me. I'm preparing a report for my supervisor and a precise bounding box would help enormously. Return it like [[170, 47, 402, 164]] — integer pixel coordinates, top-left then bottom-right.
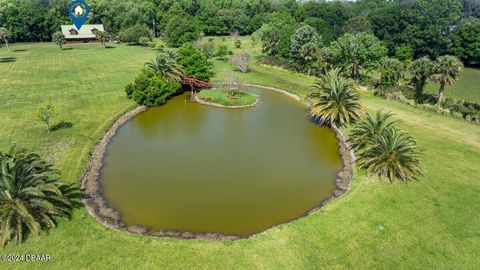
[[424, 67, 480, 103], [1, 39, 479, 269]]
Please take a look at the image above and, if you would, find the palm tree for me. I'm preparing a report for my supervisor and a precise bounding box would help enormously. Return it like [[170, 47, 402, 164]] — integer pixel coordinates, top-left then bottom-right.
[[357, 127, 423, 183], [0, 146, 80, 246], [349, 110, 397, 151], [409, 56, 434, 100], [431, 55, 463, 106], [145, 51, 184, 82], [308, 68, 363, 127]]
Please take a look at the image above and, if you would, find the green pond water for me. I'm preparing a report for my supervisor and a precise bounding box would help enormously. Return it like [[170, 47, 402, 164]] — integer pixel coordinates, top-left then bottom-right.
[[100, 88, 343, 237]]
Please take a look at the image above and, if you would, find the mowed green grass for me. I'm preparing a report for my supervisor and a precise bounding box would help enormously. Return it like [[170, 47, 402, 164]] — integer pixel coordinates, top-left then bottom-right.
[[197, 88, 257, 106], [1, 40, 480, 269], [424, 67, 480, 103]]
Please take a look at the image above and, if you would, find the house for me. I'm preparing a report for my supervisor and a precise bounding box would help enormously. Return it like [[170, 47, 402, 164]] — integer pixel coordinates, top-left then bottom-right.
[[74, 5, 84, 16], [60, 24, 105, 44]]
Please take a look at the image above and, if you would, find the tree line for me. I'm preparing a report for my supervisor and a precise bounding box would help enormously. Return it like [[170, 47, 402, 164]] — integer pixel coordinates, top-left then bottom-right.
[[1, 0, 479, 64]]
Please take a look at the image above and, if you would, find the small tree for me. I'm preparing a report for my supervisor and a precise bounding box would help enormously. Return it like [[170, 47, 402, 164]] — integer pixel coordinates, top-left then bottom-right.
[[234, 39, 241, 48], [229, 51, 250, 73], [291, 24, 320, 62], [431, 55, 463, 106], [37, 104, 57, 132], [0, 27, 11, 51], [52, 32, 65, 50], [96, 31, 109, 47]]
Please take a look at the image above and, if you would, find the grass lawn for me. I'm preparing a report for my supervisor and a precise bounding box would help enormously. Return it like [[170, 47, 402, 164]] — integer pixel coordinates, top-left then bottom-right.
[[1, 40, 479, 269], [424, 67, 480, 103], [197, 88, 257, 106]]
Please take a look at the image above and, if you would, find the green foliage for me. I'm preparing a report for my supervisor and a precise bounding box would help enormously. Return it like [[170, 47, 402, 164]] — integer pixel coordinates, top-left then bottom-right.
[[0, 146, 80, 247], [328, 33, 388, 80], [37, 104, 57, 132], [51, 31, 65, 50], [177, 43, 214, 81], [431, 55, 464, 105], [308, 69, 363, 127], [394, 45, 414, 63], [410, 56, 434, 99], [303, 17, 335, 45], [342, 16, 372, 34], [138, 36, 151, 47], [125, 68, 181, 107], [215, 45, 228, 60], [290, 24, 320, 62], [254, 12, 297, 58], [452, 19, 480, 64], [356, 126, 423, 183], [164, 8, 200, 47], [119, 25, 149, 43], [234, 39, 241, 48], [379, 58, 404, 87]]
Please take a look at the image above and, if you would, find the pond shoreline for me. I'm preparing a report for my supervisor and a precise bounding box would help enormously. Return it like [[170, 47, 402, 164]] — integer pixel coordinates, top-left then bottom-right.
[[80, 84, 355, 241]]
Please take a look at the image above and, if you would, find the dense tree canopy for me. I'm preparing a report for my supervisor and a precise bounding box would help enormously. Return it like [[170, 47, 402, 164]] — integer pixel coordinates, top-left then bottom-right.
[[0, 0, 478, 65]]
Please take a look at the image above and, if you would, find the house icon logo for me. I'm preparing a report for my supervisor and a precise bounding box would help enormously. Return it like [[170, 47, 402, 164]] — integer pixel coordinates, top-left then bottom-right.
[[74, 5, 83, 16]]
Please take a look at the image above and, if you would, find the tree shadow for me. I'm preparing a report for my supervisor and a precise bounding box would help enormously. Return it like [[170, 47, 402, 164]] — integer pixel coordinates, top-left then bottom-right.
[[62, 48, 74, 51], [13, 49, 27, 52], [0, 57, 16, 63], [105, 46, 116, 49], [50, 121, 74, 132]]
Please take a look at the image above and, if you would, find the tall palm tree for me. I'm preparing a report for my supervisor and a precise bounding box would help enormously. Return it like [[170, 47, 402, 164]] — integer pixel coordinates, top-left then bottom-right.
[[308, 68, 363, 127], [145, 51, 184, 82], [409, 56, 434, 100], [0, 146, 80, 246], [431, 55, 463, 106], [349, 110, 397, 151], [357, 127, 423, 183]]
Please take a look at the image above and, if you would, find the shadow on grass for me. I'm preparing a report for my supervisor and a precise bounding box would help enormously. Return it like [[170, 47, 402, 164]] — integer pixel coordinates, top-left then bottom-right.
[[0, 57, 16, 63], [62, 48, 74, 51], [13, 49, 27, 52], [51, 121, 74, 132], [105, 46, 116, 49]]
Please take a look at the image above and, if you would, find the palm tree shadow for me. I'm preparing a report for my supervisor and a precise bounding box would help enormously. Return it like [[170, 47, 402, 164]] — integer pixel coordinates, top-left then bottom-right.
[[50, 121, 74, 132], [0, 57, 16, 63]]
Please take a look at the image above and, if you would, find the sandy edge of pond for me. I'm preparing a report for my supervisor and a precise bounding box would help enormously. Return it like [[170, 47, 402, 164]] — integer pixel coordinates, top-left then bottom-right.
[[80, 84, 355, 241]]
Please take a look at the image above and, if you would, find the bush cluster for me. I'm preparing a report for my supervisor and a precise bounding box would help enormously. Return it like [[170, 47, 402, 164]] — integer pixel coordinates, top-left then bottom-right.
[[125, 69, 181, 107]]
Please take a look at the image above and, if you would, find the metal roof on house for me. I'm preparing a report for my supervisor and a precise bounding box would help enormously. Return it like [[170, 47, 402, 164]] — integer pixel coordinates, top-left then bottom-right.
[[60, 24, 104, 39]]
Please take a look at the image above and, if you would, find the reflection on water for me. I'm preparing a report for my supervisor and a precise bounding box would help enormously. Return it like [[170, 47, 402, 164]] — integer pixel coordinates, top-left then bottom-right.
[[100, 88, 342, 237]]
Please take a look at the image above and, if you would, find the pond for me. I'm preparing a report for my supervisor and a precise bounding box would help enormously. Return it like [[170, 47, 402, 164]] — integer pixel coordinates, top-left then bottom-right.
[[99, 87, 343, 237]]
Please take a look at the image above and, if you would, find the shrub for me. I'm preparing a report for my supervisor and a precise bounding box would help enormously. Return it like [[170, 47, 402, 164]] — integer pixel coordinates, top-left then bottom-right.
[[215, 45, 228, 60], [229, 52, 250, 73], [125, 69, 181, 107], [138, 36, 151, 47], [234, 39, 241, 48], [119, 25, 150, 43]]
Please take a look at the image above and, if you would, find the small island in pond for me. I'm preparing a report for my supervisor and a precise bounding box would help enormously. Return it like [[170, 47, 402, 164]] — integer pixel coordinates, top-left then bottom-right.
[[196, 86, 258, 108]]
